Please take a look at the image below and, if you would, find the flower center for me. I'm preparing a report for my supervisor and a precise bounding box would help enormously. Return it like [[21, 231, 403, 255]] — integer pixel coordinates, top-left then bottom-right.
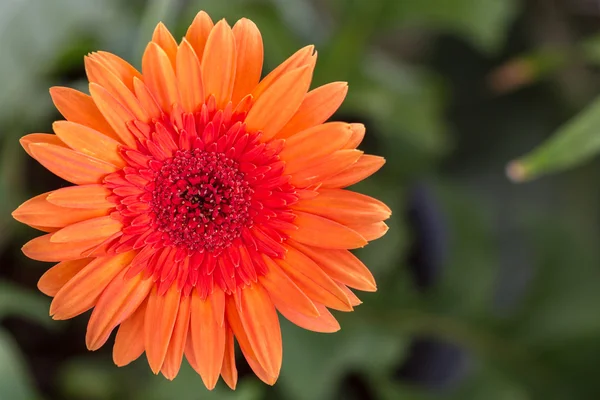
[[150, 149, 253, 253]]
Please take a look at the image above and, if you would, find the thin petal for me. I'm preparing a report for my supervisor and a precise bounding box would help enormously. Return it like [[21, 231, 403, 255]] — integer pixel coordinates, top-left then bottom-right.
[[190, 291, 226, 390], [53, 121, 125, 167], [161, 293, 191, 380], [133, 77, 163, 120], [347, 221, 389, 241], [29, 142, 118, 185], [320, 155, 385, 188], [289, 241, 377, 292], [176, 39, 204, 113], [38, 258, 92, 297], [22, 233, 108, 262], [145, 285, 181, 374], [152, 22, 178, 67], [237, 284, 282, 380], [12, 192, 109, 228], [280, 122, 353, 173], [201, 19, 236, 109], [185, 11, 214, 60], [86, 268, 153, 351], [277, 82, 348, 138], [344, 123, 365, 149], [259, 256, 319, 317], [20, 133, 67, 159], [251, 45, 316, 100], [46, 185, 114, 209], [142, 42, 180, 113], [292, 188, 391, 225], [49, 87, 119, 140], [289, 149, 363, 188], [92, 51, 142, 91], [276, 247, 353, 312], [51, 216, 122, 243], [275, 301, 340, 333], [225, 296, 276, 385], [287, 211, 367, 249], [220, 327, 238, 389], [231, 18, 263, 105], [85, 56, 149, 122], [113, 300, 147, 366], [245, 66, 312, 142], [89, 83, 137, 147], [50, 252, 136, 320]]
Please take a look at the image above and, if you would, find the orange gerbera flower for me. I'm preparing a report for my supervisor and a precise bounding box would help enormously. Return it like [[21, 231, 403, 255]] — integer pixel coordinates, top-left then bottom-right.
[[12, 11, 390, 389]]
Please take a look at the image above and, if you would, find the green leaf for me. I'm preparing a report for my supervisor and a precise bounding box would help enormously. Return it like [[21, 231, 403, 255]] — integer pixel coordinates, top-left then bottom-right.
[[507, 95, 600, 182], [279, 316, 409, 400], [0, 329, 41, 400], [388, 0, 520, 54], [0, 281, 54, 329]]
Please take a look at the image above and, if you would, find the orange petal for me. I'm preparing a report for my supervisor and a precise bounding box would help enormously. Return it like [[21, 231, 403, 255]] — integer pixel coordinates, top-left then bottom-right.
[[337, 283, 361, 306], [133, 77, 163, 120], [51, 216, 122, 243], [49, 87, 119, 140], [276, 246, 353, 312], [47, 185, 114, 209], [20, 133, 67, 159], [22, 233, 108, 262], [347, 221, 389, 241], [289, 241, 376, 292], [50, 251, 136, 320], [277, 82, 348, 138], [92, 51, 142, 91], [321, 154, 385, 188], [245, 66, 312, 142], [275, 301, 340, 333], [220, 327, 238, 390], [211, 289, 225, 327], [185, 11, 214, 60], [53, 121, 125, 167], [152, 22, 178, 67], [86, 268, 153, 350], [251, 45, 315, 100], [287, 210, 367, 249], [142, 42, 180, 113], [29, 142, 118, 185], [231, 18, 263, 105], [38, 258, 92, 297], [259, 256, 319, 317], [225, 295, 276, 385], [292, 188, 391, 225], [89, 83, 137, 148], [176, 39, 204, 113], [145, 285, 181, 374], [201, 19, 236, 109], [280, 122, 353, 173], [85, 56, 149, 122], [190, 291, 226, 389], [161, 293, 191, 380], [12, 192, 110, 228], [113, 300, 147, 366], [289, 149, 363, 188], [237, 284, 282, 380], [344, 123, 365, 149]]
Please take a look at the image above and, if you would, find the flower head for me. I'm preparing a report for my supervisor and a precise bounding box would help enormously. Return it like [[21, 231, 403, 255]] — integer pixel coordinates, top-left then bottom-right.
[[13, 11, 390, 389]]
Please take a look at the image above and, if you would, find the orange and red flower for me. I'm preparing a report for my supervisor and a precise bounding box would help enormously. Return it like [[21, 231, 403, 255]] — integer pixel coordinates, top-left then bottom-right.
[[12, 11, 390, 389]]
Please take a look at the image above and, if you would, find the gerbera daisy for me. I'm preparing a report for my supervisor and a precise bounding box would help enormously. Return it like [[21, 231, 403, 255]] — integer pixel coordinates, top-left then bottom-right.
[[12, 11, 390, 389]]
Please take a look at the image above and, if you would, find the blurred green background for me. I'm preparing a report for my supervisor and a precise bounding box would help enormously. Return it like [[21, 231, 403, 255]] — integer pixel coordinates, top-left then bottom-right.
[[2, 0, 600, 399]]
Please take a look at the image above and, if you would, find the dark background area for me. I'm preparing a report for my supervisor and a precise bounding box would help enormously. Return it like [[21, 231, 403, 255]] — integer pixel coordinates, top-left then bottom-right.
[[2, 0, 600, 399]]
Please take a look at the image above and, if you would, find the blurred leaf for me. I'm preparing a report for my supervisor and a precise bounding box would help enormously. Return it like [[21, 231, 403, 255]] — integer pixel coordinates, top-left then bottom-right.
[[388, 0, 519, 53], [0, 329, 41, 400], [447, 364, 529, 400], [507, 95, 600, 182], [133, 361, 264, 400], [59, 357, 122, 400], [279, 316, 408, 400], [0, 281, 53, 329]]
